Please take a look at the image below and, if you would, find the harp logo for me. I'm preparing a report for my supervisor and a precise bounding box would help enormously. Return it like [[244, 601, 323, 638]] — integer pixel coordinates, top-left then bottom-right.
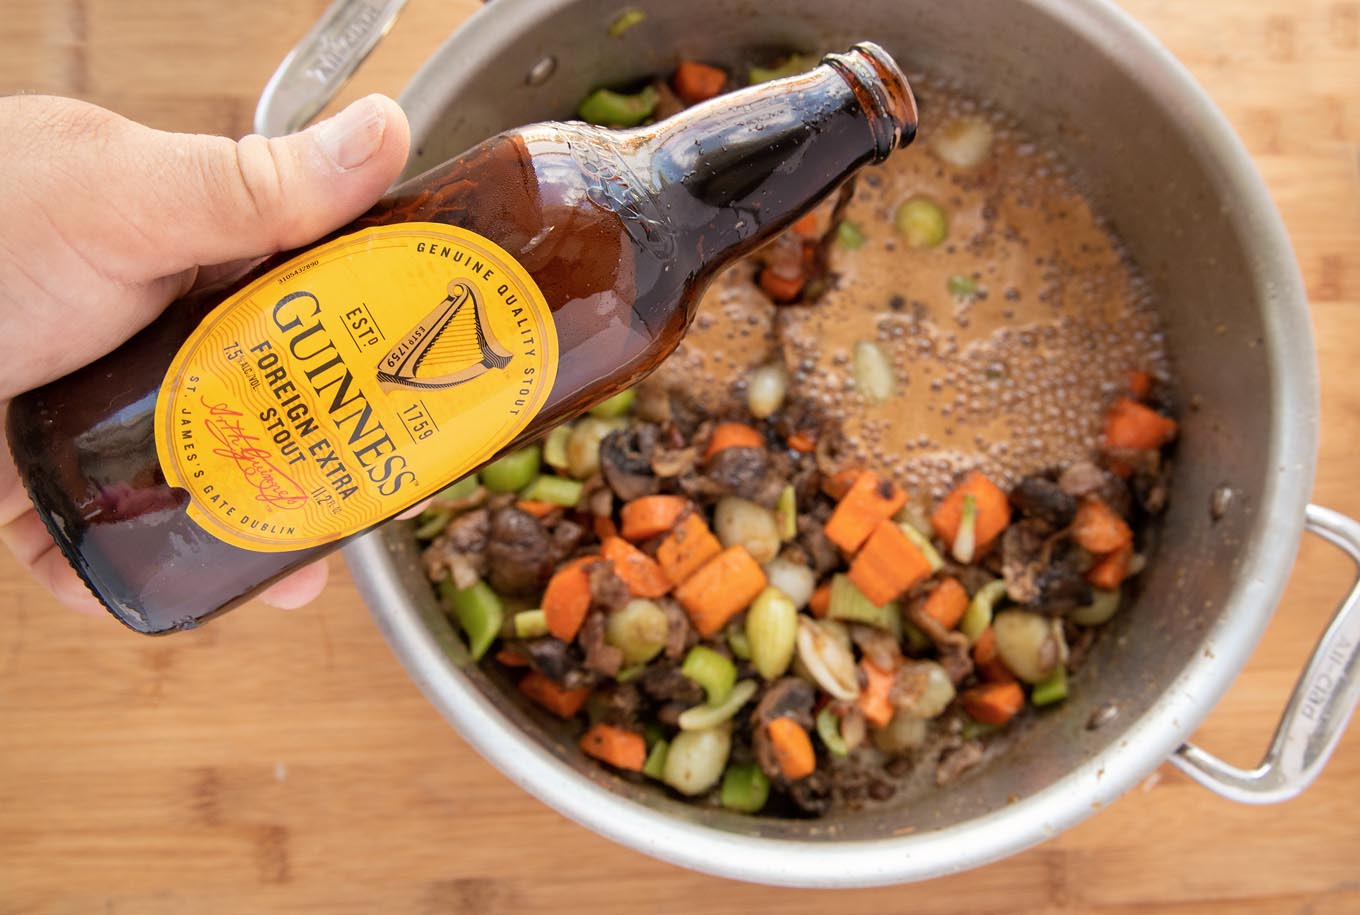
[[376, 279, 513, 391], [154, 223, 558, 553]]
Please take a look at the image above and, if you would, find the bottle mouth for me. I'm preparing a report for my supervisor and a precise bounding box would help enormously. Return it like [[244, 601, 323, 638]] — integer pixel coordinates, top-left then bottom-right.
[[823, 42, 919, 161]]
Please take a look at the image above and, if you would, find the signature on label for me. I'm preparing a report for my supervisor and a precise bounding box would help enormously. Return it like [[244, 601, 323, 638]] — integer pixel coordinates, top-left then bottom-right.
[[201, 397, 308, 510]]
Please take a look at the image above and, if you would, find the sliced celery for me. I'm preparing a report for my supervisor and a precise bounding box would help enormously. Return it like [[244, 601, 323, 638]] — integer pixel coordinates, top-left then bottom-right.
[[719, 762, 770, 813], [827, 573, 901, 636], [518, 474, 584, 507], [727, 624, 752, 660], [960, 579, 1008, 644], [589, 389, 636, 419], [413, 508, 451, 540], [681, 645, 737, 706], [898, 522, 944, 572], [1032, 665, 1069, 706], [836, 219, 866, 250], [947, 273, 978, 299], [578, 86, 659, 128], [513, 609, 549, 639], [607, 7, 645, 38], [642, 738, 669, 780], [437, 474, 479, 501], [748, 55, 816, 85], [543, 424, 572, 471], [440, 578, 504, 661], [481, 445, 541, 493], [816, 706, 849, 757], [775, 484, 797, 541]]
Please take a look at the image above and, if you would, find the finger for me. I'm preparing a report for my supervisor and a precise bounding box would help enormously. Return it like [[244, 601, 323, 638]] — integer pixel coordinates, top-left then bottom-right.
[[0, 510, 106, 618], [2, 93, 411, 281], [257, 559, 330, 610], [396, 498, 434, 521]]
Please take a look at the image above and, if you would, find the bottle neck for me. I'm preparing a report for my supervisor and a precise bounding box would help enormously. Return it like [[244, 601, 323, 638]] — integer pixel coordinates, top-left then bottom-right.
[[633, 43, 917, 270]]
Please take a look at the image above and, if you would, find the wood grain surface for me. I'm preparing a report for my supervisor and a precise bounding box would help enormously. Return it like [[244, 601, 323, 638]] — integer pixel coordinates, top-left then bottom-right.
[[2, 0, 1358, 911]]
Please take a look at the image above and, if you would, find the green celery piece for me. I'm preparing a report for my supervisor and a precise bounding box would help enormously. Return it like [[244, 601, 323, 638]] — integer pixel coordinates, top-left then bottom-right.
[[681, 645, 737, 706], [719, 763, 771, 813], [827, 573, 901, 636], [775, 484, 797, 541], [960, 579, 1008, 643], [642, 739, 669, 779], [836, 219, 866, 250], [607, 7, 645, 38], [748, 54, 816, 85], [578, 86, 659, 127], [481, 445, 541, 493], [513, 609, 549, 639], [1032, 665, 1069, 706], [440, 578, 504, 661], [589, 389, 636, 419], [543, 424, 572, 471], [518, 475, 584, 507], [413, 508, 451, 540], [816, 706, 849, 757]]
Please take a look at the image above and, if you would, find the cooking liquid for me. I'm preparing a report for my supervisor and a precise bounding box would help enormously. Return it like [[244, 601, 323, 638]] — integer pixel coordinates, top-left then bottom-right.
[[653, 75, 1171, 497]]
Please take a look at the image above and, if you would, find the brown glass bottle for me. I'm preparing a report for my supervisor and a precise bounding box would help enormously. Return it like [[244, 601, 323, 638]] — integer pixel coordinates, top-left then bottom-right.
[[6, 43, 917, 634]]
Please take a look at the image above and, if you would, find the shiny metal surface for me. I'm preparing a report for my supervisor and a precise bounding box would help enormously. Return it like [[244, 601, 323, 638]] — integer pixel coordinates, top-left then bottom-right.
[[1172, 504, 1360, 803], [295, 0, 1352, 885], [253, 0, 407, 138]]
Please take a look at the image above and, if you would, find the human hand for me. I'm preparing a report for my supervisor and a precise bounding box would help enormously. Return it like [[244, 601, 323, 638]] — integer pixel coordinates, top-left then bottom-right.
[[0, 93, 411, 617]]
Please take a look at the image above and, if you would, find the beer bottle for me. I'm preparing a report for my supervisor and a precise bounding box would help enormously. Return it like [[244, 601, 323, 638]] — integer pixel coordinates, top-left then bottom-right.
[[6, 43, 917, 633]]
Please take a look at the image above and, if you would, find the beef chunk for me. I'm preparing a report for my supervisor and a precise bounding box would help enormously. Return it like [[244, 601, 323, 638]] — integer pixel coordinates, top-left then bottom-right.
[[785, 769, 833, 816], [1010, 475, 1077, 528], [1001, 519, 1048, 604], [600, 425, 661, 501], [422, 508, 491, 587], [659, 597, 697, 659], [637, 663, 704, 704], [548, 518, 587, 564], [485, 507, 555, 596], [935, 739, 985, 786], [796, 515, 842, 575], [587, 559, 632, 613], [578, 611, 623, 678], [701, 446, 787, 507], [597, 682, 642, 728], [524, 637, 581, 684]]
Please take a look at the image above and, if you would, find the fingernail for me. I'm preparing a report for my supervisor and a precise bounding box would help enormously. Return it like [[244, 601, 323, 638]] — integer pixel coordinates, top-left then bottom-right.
[[313, 95, 388, 170]]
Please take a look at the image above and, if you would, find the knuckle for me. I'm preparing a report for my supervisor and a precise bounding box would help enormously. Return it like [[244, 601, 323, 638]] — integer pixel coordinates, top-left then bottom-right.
[[227, 133, 292, 238]]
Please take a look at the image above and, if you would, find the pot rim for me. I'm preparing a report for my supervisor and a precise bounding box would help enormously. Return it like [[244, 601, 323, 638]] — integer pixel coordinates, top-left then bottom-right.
[[350, 0, 1319, 886]]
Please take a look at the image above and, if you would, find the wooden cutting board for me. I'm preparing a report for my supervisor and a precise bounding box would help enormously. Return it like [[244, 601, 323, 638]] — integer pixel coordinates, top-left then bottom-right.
[[1, 1, 1358, 911]]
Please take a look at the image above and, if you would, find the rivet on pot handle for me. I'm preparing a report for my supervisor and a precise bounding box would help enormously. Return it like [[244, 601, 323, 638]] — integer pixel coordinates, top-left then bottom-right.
[[254, 0, 409, 138], [1172, 504, 1360, 804]]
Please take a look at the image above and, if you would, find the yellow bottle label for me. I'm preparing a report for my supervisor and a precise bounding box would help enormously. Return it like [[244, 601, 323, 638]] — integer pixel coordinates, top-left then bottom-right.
[[154, 223, 558, 552]]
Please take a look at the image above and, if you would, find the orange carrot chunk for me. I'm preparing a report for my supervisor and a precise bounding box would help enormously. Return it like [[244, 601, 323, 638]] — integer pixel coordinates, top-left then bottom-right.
[[495, 647, 530, 668], [821, 467, 862, 501], [973, 627, 1016, 683], [922, 577, 970, 630], [823, 471, 909, 553], [619, 494, 688, 541], [959, 681, 1026, 726], [673, 545, 768, 637], [594, 515, 619, 541], [1103, 397, 1178, 451], [542, 556, 597, 642], [1087, 542, 1134, 590], [579, 722, 647, 771], [757, 267, 805, 303], [519, 671, 591, 719], [516, 499, 558, 519], [767, 717, 817, 780], [791, 211, 820, 238], [856, 659, 897, 728], [786, 431, 816, 453], [601, 536, 672, 598], [930, 470, 1011, 553], [657, 512, 723, 586], [705, 421, 765, 460], [809, 581, 832, 618], [671, 60, 727, 104], [848, 519, 933, 605], [1072, 496, 1132, 554]]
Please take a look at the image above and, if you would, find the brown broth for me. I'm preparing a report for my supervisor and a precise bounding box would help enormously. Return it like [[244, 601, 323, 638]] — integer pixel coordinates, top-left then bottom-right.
[[652, 75, 1172, 498]]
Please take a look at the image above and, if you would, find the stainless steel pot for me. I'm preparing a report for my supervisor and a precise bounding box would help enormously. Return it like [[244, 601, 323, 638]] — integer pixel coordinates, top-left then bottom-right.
[[257, 0, 1360, 886]]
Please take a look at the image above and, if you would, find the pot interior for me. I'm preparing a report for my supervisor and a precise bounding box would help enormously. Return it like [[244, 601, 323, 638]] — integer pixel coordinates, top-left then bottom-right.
[[373, 0, 1313, 844]]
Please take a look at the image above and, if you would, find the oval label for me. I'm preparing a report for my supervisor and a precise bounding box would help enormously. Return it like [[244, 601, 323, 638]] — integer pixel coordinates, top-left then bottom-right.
[[154, 223, 558, 552]]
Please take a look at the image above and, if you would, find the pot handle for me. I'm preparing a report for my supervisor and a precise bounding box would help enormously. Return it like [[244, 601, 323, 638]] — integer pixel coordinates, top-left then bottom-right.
[[254, 0, 410, 138], [1171, 503, 1360, 804]]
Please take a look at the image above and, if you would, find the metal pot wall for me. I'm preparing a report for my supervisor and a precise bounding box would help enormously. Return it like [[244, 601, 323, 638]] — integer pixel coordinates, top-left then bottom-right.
[[257, 0, 1360, 886]]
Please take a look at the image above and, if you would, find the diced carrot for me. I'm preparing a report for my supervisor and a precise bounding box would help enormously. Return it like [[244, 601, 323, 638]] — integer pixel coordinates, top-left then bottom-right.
[[856, 659, 896, 728], [594, 515, 619, 541], [578, 722, 647, 771], [757, 267, 805, 303], [766, 717, 816, 780], [619, 494, 688, 541], [657, 512, 724, 586], [519, 671, 591, 718], [931, 471, 1011, 554], [1127, 370, 1152, 400], [495, 647, 530, 668], [809, 581, 832, 618], [516, 499, 557, 519], [705, 421, 765, 460], [601, 536, 671, 598], [1072, 496, 1132, 554], [542, 556, 597, 642], [673, 545, 768, 637], [791, 211, 820, 238], [1086, 542, 1133, 590], [821, 467, 862, 501], [671, 60, 727, 105], [848, 519, 933, 605], [922, 577, 969, 630], [1103, 397, 1178, 451], [824, 471, 909, 553], [786, 431, 816, 453], [973, 627, 1016, 683], [959, 681, 1026, 726]]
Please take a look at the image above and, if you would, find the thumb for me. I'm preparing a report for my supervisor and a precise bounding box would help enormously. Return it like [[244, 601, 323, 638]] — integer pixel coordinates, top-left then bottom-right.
[[4, 93, 411, 283], [135, 93, 412, 275]]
